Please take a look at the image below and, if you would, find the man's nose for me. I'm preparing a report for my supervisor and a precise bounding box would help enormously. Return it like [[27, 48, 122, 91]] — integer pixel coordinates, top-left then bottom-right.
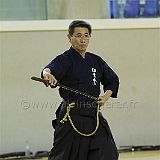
[[80, 39, 86, 43]]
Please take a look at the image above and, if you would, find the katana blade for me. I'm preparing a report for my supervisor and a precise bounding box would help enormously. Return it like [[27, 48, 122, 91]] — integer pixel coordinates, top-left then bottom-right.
[[31, 76, 98, 101]]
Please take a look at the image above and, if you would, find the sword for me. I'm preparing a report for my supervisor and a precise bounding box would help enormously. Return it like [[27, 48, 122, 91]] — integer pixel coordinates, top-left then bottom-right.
[[31, 76, 98, 101]]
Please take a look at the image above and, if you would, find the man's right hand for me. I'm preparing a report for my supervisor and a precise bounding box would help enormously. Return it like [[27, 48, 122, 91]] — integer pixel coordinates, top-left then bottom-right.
[[43, 68, 57, 87]]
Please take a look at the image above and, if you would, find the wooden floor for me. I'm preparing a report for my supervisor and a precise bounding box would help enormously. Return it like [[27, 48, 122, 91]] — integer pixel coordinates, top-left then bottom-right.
[[39, 150, 160, 160], [119, 150, 160, 160], [0, 151, 159, 160]]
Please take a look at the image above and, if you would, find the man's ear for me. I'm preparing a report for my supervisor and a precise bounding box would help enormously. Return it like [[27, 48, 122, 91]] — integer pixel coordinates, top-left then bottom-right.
[[67, 34, 71, 43]]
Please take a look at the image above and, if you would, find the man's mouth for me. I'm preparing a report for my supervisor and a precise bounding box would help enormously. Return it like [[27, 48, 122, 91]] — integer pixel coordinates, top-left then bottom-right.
[[79, 44, 86, 48]]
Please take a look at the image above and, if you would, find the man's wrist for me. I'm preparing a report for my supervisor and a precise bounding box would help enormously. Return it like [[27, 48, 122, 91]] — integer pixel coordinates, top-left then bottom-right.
[[43, 68, 51, 76], [104, 90, 113, 99]]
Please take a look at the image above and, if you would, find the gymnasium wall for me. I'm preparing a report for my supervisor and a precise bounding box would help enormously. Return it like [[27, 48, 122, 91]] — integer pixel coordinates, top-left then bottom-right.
[[0, 19, 159, 154], [47, 0, 110, 19], [0, 0, 110, 20]]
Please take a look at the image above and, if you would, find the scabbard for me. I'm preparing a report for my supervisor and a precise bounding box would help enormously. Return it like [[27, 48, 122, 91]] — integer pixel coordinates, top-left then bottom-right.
[[31, 76, 98, 101]]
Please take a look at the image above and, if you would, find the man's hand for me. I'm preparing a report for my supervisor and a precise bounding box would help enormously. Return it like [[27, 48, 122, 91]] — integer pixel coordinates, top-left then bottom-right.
[[97, 90, 113, 107], [43, 68, 57, 87]]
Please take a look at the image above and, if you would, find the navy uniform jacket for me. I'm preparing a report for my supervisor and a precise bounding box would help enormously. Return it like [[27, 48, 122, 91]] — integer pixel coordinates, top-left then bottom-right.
[[43, 47, 119, 103]]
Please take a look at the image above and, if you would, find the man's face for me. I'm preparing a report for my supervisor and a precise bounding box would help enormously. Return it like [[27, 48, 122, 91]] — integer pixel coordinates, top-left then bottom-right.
[[68, 27, 90, 54]]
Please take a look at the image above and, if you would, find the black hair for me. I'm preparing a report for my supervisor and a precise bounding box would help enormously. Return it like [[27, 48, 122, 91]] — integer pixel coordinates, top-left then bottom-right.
[[68, 20, 92, 36]]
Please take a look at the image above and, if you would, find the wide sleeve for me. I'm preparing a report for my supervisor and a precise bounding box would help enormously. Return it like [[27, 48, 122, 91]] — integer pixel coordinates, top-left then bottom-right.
[[41, 53, 72, 80], [100, 59, 119, 98]]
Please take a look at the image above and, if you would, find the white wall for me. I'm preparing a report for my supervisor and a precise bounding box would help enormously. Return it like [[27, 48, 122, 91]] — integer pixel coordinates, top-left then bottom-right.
[[0, 0, 110, 20], [47, 0, 110, 19], [0, 20, 160, 154]]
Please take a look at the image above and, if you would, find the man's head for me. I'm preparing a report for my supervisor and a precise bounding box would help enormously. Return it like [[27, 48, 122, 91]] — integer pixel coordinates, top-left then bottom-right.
[[68, 20, 92, 36], [68, 20, 92, 55]]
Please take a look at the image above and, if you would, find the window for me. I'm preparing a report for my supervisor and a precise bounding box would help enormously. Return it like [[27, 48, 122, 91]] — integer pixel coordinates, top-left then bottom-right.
[[0, 0, 159, 21], [0, 0, 47, 20], [110, 0, 160, 18]]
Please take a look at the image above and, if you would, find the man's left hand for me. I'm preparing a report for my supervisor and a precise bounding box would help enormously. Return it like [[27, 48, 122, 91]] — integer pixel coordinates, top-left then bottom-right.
[[97, 90, 113, 107]]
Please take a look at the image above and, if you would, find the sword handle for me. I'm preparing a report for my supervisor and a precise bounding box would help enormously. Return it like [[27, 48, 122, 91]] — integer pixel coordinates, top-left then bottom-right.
[[31, 76, 58, 88]]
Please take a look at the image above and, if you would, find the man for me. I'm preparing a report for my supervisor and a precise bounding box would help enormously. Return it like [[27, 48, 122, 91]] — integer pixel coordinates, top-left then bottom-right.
[[42, 20, 119, 160]]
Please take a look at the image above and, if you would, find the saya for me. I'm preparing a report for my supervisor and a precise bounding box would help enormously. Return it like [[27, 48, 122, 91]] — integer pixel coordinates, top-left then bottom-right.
[[31, 76, 98, 101]]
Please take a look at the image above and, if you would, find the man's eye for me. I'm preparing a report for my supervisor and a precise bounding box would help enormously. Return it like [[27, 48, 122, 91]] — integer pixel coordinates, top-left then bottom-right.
[[77, 35, 82, 38], [85, 35, 89, 38]]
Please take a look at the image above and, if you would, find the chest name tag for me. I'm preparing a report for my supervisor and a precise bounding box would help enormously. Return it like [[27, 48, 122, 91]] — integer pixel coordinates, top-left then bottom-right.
[[92, 68, 97, 85]]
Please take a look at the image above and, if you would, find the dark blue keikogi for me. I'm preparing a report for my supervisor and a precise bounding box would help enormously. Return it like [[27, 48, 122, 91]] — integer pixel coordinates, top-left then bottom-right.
[[45, 47, 118, 101]]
